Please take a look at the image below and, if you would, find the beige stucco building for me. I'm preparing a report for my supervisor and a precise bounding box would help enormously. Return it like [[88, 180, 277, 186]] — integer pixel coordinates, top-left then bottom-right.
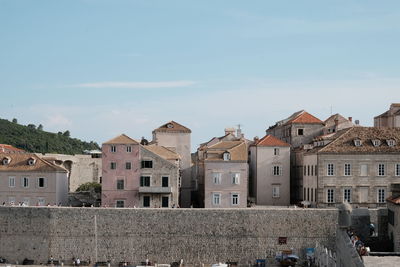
[[249, 135, 291, 206], [301, 127, 400, 208], [375, 103, 400, 128], [0, 152, 68, 206], [152, 121, 192, 207]]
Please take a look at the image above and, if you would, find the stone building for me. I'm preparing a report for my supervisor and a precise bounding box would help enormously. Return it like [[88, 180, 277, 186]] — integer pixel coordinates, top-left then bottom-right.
[[266, 110, 325, 148], [195, 131, 248, 208], [0, 152, 68, 206], [323, 113, 356, 135], [387, 183, 400, 252], [37, 152, 102, 192], [151, 121, 192, 207], [374, 103, 400, 128], [101, 134, 180, 208], [249, 135, 291, 206], [301, 127, 400, 208]]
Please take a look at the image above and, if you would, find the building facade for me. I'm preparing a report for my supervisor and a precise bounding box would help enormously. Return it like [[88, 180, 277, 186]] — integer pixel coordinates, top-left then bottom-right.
[[249, 135, 291, 206], [374, 103, 400, 128], [101, 134, 180, 208], [152, 121, 192, 207], [0, 152, 68, 206], [302, 127, 400, 208]]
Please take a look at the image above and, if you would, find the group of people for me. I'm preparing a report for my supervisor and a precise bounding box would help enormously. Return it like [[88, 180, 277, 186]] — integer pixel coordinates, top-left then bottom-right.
[[347, 229, 369, 257]]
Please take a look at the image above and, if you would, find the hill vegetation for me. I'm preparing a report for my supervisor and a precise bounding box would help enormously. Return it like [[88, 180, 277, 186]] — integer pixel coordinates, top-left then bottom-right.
[[0, 118, 100, 154]]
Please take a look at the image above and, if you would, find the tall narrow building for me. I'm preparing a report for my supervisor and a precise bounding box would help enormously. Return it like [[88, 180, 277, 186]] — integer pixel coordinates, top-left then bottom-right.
[[152, 121, 192, 207]]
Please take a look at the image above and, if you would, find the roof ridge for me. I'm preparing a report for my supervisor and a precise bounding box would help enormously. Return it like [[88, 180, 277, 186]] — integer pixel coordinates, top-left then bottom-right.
[[318, 127, 354, 153]]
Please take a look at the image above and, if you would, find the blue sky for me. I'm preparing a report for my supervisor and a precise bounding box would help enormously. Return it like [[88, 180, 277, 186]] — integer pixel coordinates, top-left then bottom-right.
[[1, 0, 399, 150]]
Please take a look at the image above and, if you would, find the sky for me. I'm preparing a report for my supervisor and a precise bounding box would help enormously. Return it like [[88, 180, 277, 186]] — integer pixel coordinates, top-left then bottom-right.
[[0, 0, 399, 151]]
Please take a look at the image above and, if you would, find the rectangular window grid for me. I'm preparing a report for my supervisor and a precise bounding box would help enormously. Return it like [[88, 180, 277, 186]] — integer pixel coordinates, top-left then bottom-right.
[[327, 189, 335, 203], [327, 164, 334, 176], [344, 188, 351, 203], [378, 164, 385, 176], [344, 164, 351, 176], [140, 176, 150, 187], [213, 193, 221, 205], [378, 188, 386, 203], [212, 173, 221, 184], [231, 194, 239, 205], [232, 173, 240, 184]]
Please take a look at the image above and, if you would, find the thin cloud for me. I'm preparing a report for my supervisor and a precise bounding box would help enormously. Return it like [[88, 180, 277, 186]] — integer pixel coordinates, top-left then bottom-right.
[[72, 80, 196, 89]]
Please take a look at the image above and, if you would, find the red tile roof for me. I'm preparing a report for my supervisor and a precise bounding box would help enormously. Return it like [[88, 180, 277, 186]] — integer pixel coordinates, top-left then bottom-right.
[[387, 196, 400, 205], [254, 135, 290, 147], [153, 121, 191, 133], [285, 111, 324, 125], [103, 134, 139, 145], [0, 144, 24, 153]]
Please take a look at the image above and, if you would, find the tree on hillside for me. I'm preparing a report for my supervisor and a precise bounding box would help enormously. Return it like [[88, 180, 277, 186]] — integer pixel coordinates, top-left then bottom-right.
[[63, 130, 70, 137], [37, 124, 43, 131], [12, 118, 18, 123], [27, 124, 36, 129]]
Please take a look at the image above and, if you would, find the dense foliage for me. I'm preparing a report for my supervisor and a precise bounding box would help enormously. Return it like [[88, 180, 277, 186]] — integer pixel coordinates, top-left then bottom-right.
[[76, 182, 102, 193], [0, 118, 100, 154]]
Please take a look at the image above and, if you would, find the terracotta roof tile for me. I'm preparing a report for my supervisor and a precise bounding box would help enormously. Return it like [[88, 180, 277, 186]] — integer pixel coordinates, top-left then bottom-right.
[[153, 121, 191, 133], [253, 135, 290, 147], [0, 153, 67, 172], [387, 196, 400, 205], [285, 111, 324, 125], [204, 141, 247, 161], [103, 134, 139, 145], [0, 144, 24, 153], [144, 145, 180, 160]]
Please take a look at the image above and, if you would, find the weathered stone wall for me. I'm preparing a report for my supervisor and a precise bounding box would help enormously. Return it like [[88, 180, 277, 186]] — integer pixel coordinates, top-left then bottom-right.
[[0, 207, 338, 265]]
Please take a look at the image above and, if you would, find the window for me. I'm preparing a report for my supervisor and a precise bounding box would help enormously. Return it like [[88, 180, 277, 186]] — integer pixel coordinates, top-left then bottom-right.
[[387, 139, 396, 147], [297, 129, 304, 136], [162, 176, 169, 187], [307, 188, 310, 201], [311, 188, 314, 202], [140, 176, 150, 187], [212, 193, 221, 205], [2, 157, 10, 165], [110, 145, 116, 153], [212, 173, 221, 184], [327, 164, 334, 176], [327, 189, 335, 203], [274, 148, 280, 156], [311, 165, 314, 176], [27, 158, 36, 166], [377, 188, 386, 203], [9, 176, 15, 187], [354, 139, 362, 147], [110, 162, 116, 170], [343, 188, 352, 203], [116, 200, 125, 208], [126, 146, 132, 152], [359, 187, 369, 203], [372, 140, 381, 147], [307, 165, 310, 176], [396, 164, 400, 176], [378, 164, 385, 176], [125, 162, 131, 170], [232, 173, 240, 184], [223, 152, 231, 161], [231, 193, 239, 205], [388, 209, 395, 226], [344, 164, 351, 176], [143, 196, 150, 207], [141, 160, 153, 168], [315, 165, 318, 175], [272, 185, 280, 198], [38, 198, 45, 206], [37, 177, 45, 188], [117, 180, 124, 190], [303, 166, 306, 176], [360, 164, 368, 176], [162, 196, 169, 208], [273, 166, 282, 176], [22, 177, 29, 188]]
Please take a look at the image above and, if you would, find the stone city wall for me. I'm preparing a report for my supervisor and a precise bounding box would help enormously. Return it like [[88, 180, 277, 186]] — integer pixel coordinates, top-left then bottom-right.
[[0, 207, 338, 265]]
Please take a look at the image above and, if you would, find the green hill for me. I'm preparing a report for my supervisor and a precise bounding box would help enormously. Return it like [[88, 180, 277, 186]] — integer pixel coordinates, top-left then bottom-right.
[[0, 118, 100, 154]]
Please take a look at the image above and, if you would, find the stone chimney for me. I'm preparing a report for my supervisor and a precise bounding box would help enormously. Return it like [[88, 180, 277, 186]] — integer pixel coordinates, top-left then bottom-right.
[[355, 120, 360, 125], [225, 127, 236, 136], [391, 183, 400, 198], [348, 117, 352, 122]]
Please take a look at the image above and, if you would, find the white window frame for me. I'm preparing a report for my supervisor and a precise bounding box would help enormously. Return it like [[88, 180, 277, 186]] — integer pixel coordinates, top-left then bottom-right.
[[125, 162, 131, 170], [21, 177, 29, 188], [212, 173, 221, 185], [354, 139, 362, 147], [343, 188, 352, 203], [231, 193, 239, 206], [272, 185, 280, 198], [37, 177, 46, 188], [344, 163, 351, 176], [212, 192, 221, 205], [110, 145, 116, 153], [223, 152, 231, 161], [372, 140, 381, 147], [231, 173, 240, 184], [387, 139, 396, 147], [110, 162, 117, 170], [378, 164, 385, 176], [126, 146, 132, 153], [377, 188, 386, 203], [327, 164, 334, 176], [274, 148, 280, 156], [9, 176, 15, 187], [327, 189, 335, 203], [116, 179, 124, 190]]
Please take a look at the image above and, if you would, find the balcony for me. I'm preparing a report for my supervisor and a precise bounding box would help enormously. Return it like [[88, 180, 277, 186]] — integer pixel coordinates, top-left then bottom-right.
[[139, 186, 172, 194]]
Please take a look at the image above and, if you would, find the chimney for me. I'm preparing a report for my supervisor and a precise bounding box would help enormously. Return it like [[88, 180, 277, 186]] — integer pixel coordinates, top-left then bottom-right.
[[391, 183, 400, 198], [224, 127, 236, 136], [253, 136, 259, 142], [348, 117, 352, 122], [355, 120, 360, 125]]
